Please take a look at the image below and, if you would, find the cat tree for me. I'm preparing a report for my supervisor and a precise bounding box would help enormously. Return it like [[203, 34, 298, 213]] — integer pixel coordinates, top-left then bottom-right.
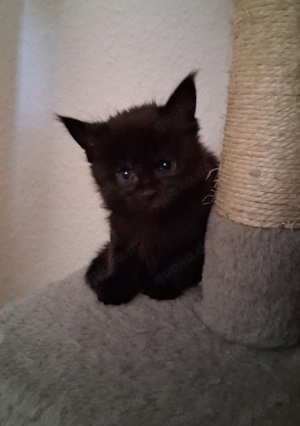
[[200, 0, 300, 348], [2, 1, 300, 424]]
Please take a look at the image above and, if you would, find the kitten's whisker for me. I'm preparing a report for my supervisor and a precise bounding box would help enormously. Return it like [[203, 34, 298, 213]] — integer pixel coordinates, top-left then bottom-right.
[[206, 167, 219, 180], [202, 194, 215, 205]]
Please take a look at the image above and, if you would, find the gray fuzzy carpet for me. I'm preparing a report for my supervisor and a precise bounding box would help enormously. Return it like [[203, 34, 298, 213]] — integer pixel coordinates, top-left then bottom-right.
[[0, 268, 300, 426], [201, 211, 300, 348]]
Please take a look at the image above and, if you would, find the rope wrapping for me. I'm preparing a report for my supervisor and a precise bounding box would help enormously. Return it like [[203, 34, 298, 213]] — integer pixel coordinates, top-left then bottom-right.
[[216, 0, 300, 229]]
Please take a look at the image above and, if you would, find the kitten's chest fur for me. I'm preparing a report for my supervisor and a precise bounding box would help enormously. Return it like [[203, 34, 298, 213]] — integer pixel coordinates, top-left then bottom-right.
[[110, 193, 209, 269]]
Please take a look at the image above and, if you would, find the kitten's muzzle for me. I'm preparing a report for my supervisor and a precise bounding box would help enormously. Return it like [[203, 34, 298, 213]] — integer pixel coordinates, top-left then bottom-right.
[[139, 188, 158, 199]]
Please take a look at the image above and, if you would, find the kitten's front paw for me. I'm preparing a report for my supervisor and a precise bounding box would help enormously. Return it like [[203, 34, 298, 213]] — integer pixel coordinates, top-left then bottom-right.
[[143, 278, 183, 301], [94, 275, 139, 305]]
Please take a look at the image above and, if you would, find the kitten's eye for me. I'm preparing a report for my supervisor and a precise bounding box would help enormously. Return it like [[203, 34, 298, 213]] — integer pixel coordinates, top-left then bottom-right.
[[158, 160, 176, 174], [116, 169, 135, 183]]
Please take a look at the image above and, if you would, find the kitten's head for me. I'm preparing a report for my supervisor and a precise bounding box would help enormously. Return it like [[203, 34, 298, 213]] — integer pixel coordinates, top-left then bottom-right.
[[58, 73, 211, 214]]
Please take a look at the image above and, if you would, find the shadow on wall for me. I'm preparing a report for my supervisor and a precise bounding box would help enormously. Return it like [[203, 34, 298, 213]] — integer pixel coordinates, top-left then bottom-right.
[[0, 1, 23, 306]]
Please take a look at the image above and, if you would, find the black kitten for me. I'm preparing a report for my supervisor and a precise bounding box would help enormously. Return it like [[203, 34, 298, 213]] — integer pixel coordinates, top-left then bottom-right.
[[58, 73, 218, 304]]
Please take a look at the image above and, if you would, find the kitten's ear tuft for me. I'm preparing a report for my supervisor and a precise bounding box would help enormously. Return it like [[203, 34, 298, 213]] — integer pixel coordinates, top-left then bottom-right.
[[164, 71, 197, 120], [56, 115, 96, 151]]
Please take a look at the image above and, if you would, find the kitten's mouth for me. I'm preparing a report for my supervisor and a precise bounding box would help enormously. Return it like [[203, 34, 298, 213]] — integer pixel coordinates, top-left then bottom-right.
[[127, 194, 160, 212], [131, 194, 173, 213]]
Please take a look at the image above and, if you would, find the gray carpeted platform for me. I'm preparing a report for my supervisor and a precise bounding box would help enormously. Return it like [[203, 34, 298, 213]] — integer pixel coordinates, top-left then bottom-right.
[[0, 268, 300, 425], [201, 211, 300, 348]]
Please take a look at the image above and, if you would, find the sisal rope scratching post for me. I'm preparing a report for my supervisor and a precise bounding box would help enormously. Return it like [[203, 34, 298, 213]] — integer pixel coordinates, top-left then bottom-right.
[[200, 0, 300, 348]]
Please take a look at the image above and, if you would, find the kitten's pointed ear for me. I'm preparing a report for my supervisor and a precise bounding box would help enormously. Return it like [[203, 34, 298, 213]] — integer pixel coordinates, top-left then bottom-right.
[[56, 115, 96, 151], [164, 72, 197, 120]]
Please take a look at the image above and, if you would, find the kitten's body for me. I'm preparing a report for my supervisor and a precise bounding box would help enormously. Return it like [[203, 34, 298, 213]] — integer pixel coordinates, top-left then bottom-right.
[[59, 73, 218, 304]]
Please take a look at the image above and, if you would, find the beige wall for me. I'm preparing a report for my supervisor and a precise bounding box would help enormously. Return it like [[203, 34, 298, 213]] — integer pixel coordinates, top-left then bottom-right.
[[0, 0, 232, 306]]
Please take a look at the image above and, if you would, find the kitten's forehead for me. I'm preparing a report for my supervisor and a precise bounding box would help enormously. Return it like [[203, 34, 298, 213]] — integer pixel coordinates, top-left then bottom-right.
[[99, 102, 193, 167], [106, 104, 167, 160]]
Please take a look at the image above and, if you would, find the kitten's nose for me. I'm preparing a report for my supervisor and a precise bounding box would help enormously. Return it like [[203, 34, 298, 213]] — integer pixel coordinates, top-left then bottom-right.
[[140, 188, 157, 198]]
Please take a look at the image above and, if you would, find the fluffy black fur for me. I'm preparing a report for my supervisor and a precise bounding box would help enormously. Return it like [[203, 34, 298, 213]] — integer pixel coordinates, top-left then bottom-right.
[[58, 73, 218, 304]]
